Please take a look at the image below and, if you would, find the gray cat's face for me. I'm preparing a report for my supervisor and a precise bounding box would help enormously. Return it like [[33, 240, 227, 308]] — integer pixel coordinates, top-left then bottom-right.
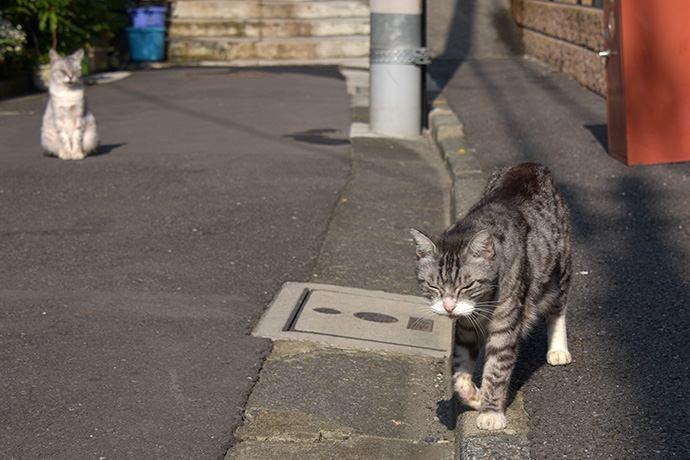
[[49, 49, 84, 87], [411, 228, 498, 318]]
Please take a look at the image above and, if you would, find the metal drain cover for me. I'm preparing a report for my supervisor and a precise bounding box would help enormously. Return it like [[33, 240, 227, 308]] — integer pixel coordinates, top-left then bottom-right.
[[253, 282, 452, 357]]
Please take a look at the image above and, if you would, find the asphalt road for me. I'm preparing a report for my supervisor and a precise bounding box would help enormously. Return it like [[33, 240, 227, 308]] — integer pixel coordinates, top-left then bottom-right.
[[0, 66, 352, 459], [431, 56, 690, 460]]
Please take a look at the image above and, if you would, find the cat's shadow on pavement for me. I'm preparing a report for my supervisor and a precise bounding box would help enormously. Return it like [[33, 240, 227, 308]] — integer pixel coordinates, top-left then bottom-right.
[[44, 143, 127, 159], [94, 143, 127, 157]]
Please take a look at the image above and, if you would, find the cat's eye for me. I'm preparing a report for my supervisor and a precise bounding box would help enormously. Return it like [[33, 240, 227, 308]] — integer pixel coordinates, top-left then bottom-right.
[[422, 281, 441, 294], [459, 280, 479, 293]]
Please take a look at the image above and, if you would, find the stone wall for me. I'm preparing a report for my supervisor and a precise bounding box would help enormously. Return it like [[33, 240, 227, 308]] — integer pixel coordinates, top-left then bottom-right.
[[511, 0, 605, 95], [547, 0, 602, 6]]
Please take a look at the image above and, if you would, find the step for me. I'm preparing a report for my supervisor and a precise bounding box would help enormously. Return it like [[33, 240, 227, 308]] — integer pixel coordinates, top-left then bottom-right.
[[168, 36, 370, 61], [168, 17, 370, 39], [172, 0, 369, 20]]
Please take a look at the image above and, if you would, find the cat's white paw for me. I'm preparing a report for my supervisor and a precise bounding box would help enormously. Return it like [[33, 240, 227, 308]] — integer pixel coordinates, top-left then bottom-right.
[[547, 349, 572, 366], [58, 151, 84, 160], [68, 149, 85, 160], [476, 411, 507, 431], [453, 373, 481, 410]]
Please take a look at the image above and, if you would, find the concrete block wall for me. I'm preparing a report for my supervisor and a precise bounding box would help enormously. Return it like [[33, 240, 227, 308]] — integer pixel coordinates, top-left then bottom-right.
[[545, 0, 602, 6], [168, 0, 370, 63], [511, 0, 605, 95]]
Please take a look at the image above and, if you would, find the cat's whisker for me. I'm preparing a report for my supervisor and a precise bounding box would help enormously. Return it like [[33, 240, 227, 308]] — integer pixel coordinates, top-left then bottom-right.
[[469, 315, 487, 342], [474, 313, 492, 325], [472, 307, 495, 320], [409, 310, 436, 330]]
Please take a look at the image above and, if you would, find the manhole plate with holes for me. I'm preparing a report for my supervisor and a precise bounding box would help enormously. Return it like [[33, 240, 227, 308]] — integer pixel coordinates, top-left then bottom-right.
[[253, 282, 452, 357]]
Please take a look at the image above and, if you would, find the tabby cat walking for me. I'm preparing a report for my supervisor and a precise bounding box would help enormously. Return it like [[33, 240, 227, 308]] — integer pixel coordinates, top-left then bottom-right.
[[41, 49, 99, 160], [411, 162, 572, 431]]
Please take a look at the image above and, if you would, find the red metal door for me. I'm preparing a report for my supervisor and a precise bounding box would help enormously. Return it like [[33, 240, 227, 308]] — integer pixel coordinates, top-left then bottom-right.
[[603, 0, 626, 163], [603, 0, 690, 165]]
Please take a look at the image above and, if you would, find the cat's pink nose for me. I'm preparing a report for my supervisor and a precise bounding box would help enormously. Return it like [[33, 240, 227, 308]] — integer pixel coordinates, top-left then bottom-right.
[[443, 298, 456, 313]]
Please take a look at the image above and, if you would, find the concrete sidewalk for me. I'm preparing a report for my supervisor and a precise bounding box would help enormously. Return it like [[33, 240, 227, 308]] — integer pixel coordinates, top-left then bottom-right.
[[224, 67, 459, 459], [229, 53, 690, 460], [224, 64, 534, 459]]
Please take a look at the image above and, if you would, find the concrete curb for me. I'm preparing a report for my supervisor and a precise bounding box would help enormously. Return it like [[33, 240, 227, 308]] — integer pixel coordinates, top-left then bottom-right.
[[338, 66, 532, 459], [426, 96, 532, 460], [428, 100, 487, 221]]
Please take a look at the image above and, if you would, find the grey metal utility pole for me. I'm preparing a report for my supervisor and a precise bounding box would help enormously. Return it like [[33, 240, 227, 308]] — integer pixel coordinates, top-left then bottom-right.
[[369, 0, 430, 138]]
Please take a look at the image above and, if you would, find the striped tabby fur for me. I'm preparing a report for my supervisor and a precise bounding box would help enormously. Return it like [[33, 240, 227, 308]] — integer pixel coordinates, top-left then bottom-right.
[[411, 163, 572, 431]]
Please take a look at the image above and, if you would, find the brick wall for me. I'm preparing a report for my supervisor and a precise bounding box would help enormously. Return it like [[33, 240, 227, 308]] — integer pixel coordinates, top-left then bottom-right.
[[511, 0, 605, 95]]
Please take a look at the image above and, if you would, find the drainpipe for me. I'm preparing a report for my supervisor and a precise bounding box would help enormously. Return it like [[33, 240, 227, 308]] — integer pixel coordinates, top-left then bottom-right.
[[369, 0, 430, 138]]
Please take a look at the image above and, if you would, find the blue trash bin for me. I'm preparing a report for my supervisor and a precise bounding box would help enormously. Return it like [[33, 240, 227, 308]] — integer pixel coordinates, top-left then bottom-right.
[[127, 27, 166, 61], [129, 6, 167, 28]]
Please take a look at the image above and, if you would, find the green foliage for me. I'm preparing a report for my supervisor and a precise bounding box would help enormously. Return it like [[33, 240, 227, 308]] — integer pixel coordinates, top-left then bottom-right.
[[3, 0, 132, 65], [0, 11, 28, 74], [74, 0, 131, 47]]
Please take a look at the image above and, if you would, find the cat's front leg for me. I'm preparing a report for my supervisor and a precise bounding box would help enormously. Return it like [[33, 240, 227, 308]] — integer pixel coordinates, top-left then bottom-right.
[[69, 118, 86, 160], [453, 321, 481, 410], [476, 325, 519, 431], [55, 126, 72, 159], [453, 367, 481, 410], [53, 115, 76, 160]]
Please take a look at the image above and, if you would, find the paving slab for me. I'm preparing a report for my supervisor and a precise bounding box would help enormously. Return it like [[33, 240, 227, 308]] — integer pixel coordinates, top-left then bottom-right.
[[253, 282, 453, 358], [227, 436, 453, 460], [454, 390, 531, 460], [233, 340, 455, 458], [311, 134, 451, 295]]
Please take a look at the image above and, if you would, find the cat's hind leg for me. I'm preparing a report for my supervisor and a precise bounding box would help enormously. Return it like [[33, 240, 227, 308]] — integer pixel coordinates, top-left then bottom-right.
[[40, 129, 61, 157], [546, 309, 572, 365], [82, 111, 99, 156], [452, 320, 481, 410], [40, 107, 61, 157], [547, 249, 573, 365]]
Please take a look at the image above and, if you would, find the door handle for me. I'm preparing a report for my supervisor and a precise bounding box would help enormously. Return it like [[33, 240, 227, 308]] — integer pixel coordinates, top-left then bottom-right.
[[599, 50, 613, 72]]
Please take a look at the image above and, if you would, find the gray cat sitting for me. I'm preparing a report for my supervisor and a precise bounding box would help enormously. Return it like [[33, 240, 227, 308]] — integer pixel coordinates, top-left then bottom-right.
[[411, 162, 572, 431], [41, 49, 99, 160]]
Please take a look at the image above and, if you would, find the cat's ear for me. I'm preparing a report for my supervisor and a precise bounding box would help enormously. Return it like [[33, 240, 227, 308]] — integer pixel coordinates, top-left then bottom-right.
[[469, 230, 494, 260], [49, 49, 60, 64], [73, 48, 84, 62], [410, 228, 437, 259]]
